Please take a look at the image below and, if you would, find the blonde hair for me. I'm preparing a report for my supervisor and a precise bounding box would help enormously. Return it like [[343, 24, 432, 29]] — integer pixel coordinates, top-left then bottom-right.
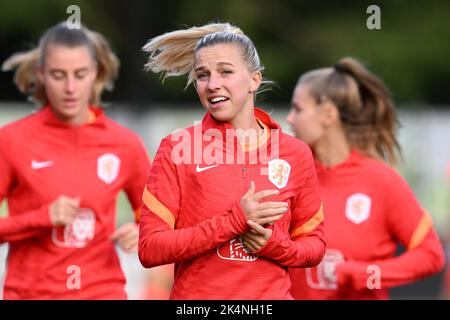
[[299, 57, 401, 165], [143, 22, 271, 92], [2, 22, 119, 106]]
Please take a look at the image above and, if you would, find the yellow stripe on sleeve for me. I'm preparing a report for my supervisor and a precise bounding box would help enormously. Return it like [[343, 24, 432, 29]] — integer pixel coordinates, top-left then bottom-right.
[[142, 186, 175, 229], [290, 203, 324, 239], [133, 207, 141, 223], [407, 210, 433, 250]]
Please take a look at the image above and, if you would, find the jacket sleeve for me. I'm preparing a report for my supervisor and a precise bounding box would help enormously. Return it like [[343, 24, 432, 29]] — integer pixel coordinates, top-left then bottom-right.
[[0, 131, 53, 243], [253, 144, 326, 267], [138, 137, 249, 268], [122, 136, 152, 223], [0, 206, 53, 243], [336, 172, 445, 290]]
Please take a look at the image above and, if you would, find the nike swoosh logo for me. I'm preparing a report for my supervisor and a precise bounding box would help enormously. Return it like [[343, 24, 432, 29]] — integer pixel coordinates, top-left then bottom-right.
[[196, 164, 219, 173], [31, 160, 54, 170]]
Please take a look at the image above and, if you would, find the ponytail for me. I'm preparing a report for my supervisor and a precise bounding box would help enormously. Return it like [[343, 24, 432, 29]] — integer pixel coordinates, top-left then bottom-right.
[[299, 57, 401, 165], [86, 30, 119, 105], [2, 48, 42, 102], [143, 22, 269, 91]]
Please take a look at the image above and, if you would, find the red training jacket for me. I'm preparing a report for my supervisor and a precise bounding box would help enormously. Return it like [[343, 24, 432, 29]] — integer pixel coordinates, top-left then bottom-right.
[[139, 107, 326, 299], [0, 105, 151, 299], [290, 150, 444, 299]]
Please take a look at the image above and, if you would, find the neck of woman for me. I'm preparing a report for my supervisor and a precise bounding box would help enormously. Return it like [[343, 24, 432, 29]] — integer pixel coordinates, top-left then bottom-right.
[[313, 127, 351, 167], [53, 105, 90, 127], [230, 104, 262, 143]]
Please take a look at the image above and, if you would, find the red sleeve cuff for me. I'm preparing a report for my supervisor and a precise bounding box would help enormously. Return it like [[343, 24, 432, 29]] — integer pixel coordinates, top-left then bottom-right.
[[33, 204, 54, 228], [229, 202, 250, 234], [253, 223, 284, 257]]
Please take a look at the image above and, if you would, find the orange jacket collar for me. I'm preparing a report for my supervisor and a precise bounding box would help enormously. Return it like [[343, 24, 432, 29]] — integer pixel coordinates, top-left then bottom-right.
[[200, 107, 281, 134], [41, 104, 106, 128]]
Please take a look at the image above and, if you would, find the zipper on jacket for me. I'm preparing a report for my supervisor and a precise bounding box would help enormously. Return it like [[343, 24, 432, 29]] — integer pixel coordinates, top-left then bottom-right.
[[73, 129, 79, 195], [242, 165, 247, 191]]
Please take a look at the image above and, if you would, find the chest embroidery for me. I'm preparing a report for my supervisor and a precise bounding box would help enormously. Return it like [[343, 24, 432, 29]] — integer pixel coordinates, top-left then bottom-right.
[[217, 238, 258, 262], [345, 193, 372, 224], [52, 208, 96, 248], [97, 153, 121, 184], [306, 248, 345, 290], [268, 159, 291, 189]]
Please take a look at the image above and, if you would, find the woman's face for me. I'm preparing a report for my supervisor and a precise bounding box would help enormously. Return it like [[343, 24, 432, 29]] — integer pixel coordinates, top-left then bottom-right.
[[194, 43, 261, 125], [286, 84, 328, 147], [38, 45, 97, 124]]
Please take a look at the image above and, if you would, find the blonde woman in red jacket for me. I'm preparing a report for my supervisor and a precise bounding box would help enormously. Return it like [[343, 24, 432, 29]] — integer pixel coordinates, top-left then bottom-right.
[[0, 22, 151, 299], [139, 22, 326, 299]]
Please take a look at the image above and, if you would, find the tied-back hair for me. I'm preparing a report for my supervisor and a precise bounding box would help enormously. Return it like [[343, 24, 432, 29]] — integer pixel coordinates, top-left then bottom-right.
[[299, 57, 401, 165], [2, 22, 119, 106], [142, 22, 271, 94]]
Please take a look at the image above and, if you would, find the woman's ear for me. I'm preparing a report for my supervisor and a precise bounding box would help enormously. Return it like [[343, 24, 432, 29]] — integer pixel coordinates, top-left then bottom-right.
[[249, 70, 262, 93], [90, 60, 98, 80], [321, 100, 340, 126]]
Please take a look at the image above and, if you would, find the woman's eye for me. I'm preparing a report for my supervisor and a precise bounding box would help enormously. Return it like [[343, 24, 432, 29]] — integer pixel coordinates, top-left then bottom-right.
[[291, 105, 302, 113], [196, 73, 208, 80], [75, 71, 87, 79], [51, 72, 64, 80], [221, 70, 232, 75]]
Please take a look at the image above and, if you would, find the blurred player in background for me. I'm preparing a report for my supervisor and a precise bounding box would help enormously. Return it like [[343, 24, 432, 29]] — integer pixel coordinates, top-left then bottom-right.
[[139, 264, 174, 300], [0, 22, 151, 299], [138, 22, 325, 299], [286, 57, 444, 299], [441, 161, 450, 299]]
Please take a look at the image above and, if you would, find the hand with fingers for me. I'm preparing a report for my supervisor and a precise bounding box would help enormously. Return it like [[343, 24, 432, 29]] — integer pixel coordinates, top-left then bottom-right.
[[239, 181, 288, 252], [49, 196, 80, 227], [111, 222, 139, 253], [241, 220, 273, 253], [240, 181, 288, 226]]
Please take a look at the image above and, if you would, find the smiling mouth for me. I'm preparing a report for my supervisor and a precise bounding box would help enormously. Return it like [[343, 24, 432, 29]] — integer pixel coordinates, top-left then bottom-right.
[[208, 96, 230, 109], [208, 96, 229, 106]]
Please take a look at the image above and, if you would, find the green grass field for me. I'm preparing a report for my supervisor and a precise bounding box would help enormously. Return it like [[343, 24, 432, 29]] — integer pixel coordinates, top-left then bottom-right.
[[0, 201, 6, 217]]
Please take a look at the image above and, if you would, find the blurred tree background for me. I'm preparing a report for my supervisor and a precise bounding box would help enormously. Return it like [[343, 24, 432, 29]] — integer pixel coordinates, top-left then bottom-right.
[[0, 0, 449, 109]]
